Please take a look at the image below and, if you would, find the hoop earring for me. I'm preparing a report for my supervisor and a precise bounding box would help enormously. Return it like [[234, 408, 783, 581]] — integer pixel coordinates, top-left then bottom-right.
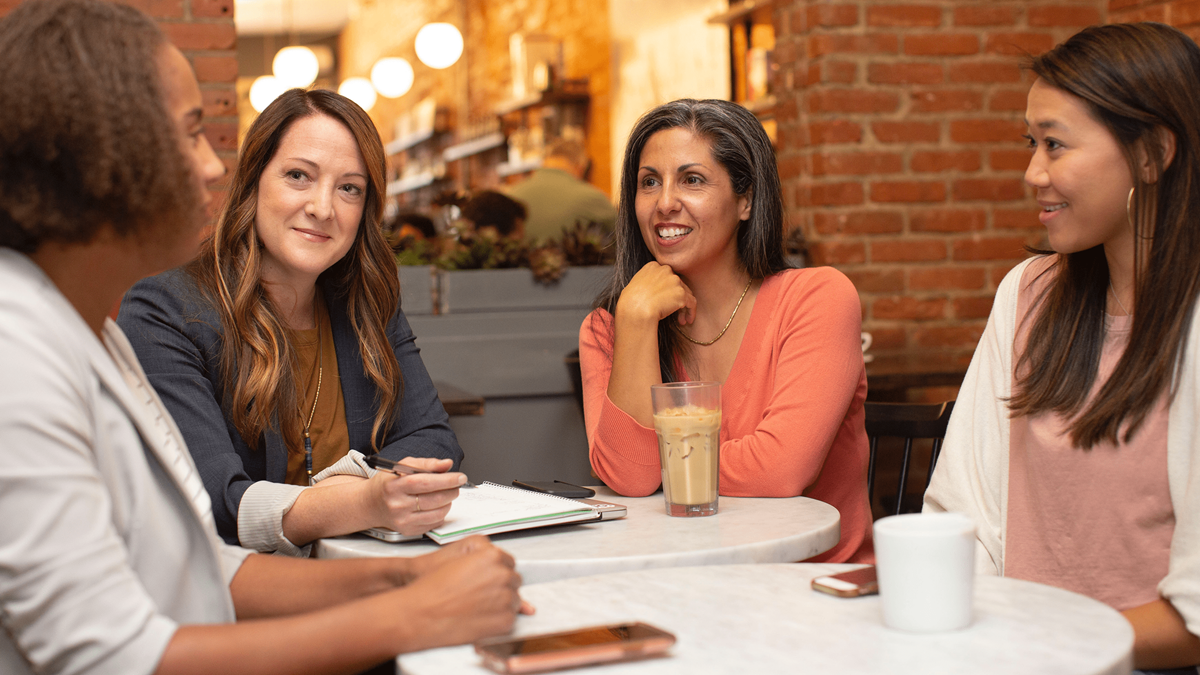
[[1127, 186, 1135, 226]]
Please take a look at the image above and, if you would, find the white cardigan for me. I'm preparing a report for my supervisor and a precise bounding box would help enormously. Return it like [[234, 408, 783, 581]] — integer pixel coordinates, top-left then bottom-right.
[[925, 256, 1200, 635], [0, 251, 250, 675]]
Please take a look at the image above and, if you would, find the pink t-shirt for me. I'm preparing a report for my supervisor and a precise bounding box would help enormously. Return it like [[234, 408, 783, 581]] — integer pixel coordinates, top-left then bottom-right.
[[1005, 257, 1174, 611]]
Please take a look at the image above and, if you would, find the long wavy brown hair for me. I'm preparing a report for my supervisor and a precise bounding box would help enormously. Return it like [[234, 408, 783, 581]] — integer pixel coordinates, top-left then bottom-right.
[[1010, 23, 1200, 447], [189, 88, 401, 455]]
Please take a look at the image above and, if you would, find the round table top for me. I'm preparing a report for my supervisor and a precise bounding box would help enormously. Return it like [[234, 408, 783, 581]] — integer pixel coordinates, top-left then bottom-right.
[[397, 564, 1133, 675], [314, 487, 841, 585]]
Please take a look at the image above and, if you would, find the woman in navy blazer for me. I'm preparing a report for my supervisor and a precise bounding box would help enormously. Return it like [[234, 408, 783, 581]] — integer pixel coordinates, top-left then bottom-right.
[[120, 88, 464, 554]]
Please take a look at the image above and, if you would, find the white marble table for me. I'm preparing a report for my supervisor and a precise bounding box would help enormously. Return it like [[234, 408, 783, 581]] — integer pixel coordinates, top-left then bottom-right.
[[397, 564, 1133, 675], [314, 487, 841, 584]]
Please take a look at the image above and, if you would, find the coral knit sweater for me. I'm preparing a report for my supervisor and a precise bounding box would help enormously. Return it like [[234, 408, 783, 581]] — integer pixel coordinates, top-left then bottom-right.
[[579, 267, 873, 563]]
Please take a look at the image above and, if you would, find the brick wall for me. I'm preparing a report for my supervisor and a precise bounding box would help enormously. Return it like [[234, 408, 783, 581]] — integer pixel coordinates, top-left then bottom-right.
[[1109, 0, 1200, 33], [771, 1, 1108, 375], [0, 0, 238, 201]]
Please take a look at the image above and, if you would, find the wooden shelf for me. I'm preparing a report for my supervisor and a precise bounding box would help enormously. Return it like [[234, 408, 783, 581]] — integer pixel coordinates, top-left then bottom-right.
[[385, 128, 436, 155], [707, 0, 773, 25], [496, 159, 542, 177], [386, 172, 437, 196], [494, 88, 589, 116], [443, 132, 506, 162]]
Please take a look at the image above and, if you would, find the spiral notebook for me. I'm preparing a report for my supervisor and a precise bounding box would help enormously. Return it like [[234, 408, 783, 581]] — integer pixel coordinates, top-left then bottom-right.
[[422, 482, 608, 544]]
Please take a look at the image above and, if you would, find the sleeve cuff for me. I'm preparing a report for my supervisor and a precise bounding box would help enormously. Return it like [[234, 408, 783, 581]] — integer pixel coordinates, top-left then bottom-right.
[[312, 449, 376, 482], [236, 481, 311, 557]]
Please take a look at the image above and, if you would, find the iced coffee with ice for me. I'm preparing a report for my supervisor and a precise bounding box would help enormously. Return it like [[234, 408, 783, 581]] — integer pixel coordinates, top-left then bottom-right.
[[650, 382, 721, 517]]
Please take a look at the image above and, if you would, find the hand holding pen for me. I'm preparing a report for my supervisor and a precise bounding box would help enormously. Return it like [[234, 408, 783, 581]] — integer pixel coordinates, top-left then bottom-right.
[[364, 455, 469, 536]]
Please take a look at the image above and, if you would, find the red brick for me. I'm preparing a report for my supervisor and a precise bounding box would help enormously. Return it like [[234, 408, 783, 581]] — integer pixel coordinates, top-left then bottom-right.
[[810, 241, 867, 265], [804, 64, 822, 87], [868, 62, 943, 85], [866, 327, 907, 350], [202, 87, 237, 118], [808, 89, 900, 114], [0, 0, 21, 13], [824, 61, 858, 84], [953, 236, 1031, 260], [910, 89, 983, 113], [990, 149, 1031, 172], [1111, 6, 1168, 22], [802, 182, 866, 206], [193, 0, 234, 18], [873, 121, 940, 143], [867, 5, 942, 27], [1029, 5, 1102, 26], [808, 34, 900, 58], [911, 151, 981, 173], [161, 22, 236, 50], [871, 181, 947, 203], [808, 120, 863, 144], [985, 32, 1056, 57], [813, 211, 905, 235], [115, 0, 184, 17], [204, 122, 239, 152], [948, 61, 1023, 84], [910, 208, 987, 232], [950, 119, 1026, 143], [904, 34, 979, 56], [778, 155, 803, 181], [990, 261, 1024, 287], [954, 296, 995, 319], [808, 3, 859, 27], [913, 324, 985, 348], [191, 55, 238, 83], [812, 151, 904, 176], [846, 269, 905, 293], [953, 178, 1026, 201], [994, 208, 1041, 229], [910, 266, 987, 291], [954, 5, 1018, 26], [1175, 1, 1200, 24], [873, 296, 947, 321], [1108, 0, 1151, 10], [872, 239, 948, 262], [989, 89, 1028, 112]]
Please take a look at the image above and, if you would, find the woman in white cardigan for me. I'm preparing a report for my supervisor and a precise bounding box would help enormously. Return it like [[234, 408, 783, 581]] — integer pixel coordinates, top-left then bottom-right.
[[0, 2, 525, 674], [925, 23, 1200, 674]]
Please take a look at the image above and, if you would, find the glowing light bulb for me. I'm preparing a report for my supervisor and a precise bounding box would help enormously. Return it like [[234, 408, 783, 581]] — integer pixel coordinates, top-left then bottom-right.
[[249, 75, 287, 113], [415, 23, 463, 69], [338, 77, 377, 112], [272, 46, 319, 88], [371, 57, 415, 98]]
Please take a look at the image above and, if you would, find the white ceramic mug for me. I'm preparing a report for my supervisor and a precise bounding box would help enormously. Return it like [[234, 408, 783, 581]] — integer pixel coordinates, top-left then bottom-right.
[[861, 331, 874, 363], [874, 512, 976, 633]]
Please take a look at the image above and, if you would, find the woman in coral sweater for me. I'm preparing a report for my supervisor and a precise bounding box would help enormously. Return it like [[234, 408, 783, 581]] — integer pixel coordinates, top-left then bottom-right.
[[579, 99, 872, 562]]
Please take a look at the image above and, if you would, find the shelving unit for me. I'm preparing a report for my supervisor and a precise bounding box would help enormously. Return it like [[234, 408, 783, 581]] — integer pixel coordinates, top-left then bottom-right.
[[708, 0, 777, 145]]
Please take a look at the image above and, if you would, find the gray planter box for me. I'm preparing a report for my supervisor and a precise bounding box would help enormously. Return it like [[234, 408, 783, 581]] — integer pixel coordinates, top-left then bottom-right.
[[407, 266, 613, 486], [398, 265, 437, 316]]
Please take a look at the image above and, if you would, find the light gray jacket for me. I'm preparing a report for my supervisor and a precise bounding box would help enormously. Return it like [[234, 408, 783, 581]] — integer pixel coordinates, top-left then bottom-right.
[[0, 250, 250, 675]]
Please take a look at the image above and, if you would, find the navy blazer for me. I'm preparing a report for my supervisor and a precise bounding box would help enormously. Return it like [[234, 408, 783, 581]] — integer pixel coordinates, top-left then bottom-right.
[[118, 267, 463, 545]]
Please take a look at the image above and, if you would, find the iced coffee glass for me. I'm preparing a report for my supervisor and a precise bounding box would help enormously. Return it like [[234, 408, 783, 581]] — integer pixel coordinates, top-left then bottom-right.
[[651, 381, 721, 517]]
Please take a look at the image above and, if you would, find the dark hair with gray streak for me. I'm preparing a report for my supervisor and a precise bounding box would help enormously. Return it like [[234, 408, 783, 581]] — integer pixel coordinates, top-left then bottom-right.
[[0, 0, 199, 253], [594, 98, 790, 382]]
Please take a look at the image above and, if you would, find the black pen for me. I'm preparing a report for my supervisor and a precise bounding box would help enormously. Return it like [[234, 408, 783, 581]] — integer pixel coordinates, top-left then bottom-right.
[[365, 454, 476, 487]]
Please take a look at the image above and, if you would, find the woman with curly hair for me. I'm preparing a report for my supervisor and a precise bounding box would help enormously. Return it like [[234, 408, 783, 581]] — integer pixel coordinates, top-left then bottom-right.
[[0, 2, 524, 673], [118, 90, 463, 555]]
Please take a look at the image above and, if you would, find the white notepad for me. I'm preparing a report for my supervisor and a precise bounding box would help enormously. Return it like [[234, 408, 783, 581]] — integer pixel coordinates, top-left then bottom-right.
[[424, 482, 602, 544]]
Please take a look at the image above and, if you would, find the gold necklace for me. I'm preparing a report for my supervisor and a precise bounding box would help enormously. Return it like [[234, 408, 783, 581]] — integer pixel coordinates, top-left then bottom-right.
[[681, 279, 753, 347], [302, 302, 323, 485]]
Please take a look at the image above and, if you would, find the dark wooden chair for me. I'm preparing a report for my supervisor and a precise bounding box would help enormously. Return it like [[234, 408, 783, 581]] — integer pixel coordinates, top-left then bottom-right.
[[565, 349, 584, 416], [864, 400, 955, 517]]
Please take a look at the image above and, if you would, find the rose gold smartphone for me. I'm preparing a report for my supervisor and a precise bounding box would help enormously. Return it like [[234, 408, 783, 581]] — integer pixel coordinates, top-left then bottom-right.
[[474, 622, 676, 674], [811, 565, 879, 598]]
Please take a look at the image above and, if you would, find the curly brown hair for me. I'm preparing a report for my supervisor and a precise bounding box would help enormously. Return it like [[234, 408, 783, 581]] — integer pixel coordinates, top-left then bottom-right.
[[188, 88, 402, 456], [0, 0, 201, 253]]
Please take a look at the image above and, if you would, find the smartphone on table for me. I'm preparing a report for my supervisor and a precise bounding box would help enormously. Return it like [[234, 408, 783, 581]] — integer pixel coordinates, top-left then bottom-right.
[[474, 622, 676, 674], [811, 565, 878, 598]]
